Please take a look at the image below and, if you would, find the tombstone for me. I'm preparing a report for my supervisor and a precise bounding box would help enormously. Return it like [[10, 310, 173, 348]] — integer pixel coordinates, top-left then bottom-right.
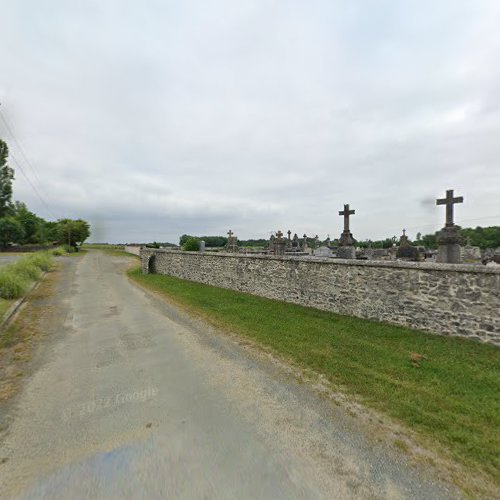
[[337, 204, 357, 259], [461, 237, 481, 262], [225, 229, 239, 253], [436, 189, 463, 264], [302, 234, 308, 252], [286, 230, 292, 248], [314, 246, 332, 257], [396, 229, 420, 261], [274, 230, 286, 256], [199, 240, 206, 252], [292, 233, 300, 249]]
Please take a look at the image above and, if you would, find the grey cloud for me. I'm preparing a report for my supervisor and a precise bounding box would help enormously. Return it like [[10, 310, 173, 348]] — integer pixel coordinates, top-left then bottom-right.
[[1, 0, 499, 244]]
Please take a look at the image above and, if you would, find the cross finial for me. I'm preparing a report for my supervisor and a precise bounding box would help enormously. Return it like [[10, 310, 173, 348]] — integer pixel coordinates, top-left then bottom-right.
[[436, 189, 463, 227], [276, 230, 283, 240], [402, 228, 406, 236], [339, 204, 355, 232], [227, 229, 233, 238]]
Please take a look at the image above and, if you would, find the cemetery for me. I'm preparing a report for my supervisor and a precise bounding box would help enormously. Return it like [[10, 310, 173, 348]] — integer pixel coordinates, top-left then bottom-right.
[[141, 189, 500, 345]]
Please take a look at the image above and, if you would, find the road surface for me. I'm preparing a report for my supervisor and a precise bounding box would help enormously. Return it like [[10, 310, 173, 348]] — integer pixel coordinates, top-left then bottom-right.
[[0, 251, 459, 499]]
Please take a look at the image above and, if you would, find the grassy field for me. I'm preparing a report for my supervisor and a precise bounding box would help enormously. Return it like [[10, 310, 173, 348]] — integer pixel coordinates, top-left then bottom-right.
[[83, 244, 133, 258], [128, 267, 499, 487]]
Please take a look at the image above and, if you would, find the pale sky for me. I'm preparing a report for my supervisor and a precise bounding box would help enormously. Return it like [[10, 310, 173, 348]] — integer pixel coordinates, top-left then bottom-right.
[[1, 0, 499, 243]]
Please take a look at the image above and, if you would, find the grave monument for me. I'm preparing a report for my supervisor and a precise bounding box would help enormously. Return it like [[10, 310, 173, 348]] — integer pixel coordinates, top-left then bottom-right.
[[337, 204, 357, 259], [436, 189, 463, 264]]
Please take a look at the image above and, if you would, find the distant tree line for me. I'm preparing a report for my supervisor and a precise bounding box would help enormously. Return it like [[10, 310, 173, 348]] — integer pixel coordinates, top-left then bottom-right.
[[0, 138, 90, 249], [358, 226, 500, 250], [179, 234, 228, 247]]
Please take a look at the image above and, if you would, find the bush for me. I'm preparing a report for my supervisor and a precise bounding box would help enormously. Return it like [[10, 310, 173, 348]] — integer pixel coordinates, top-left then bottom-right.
[[0, 269, 29, 299], [182, 237, 200, 251], [51, 247, 65, 256], [26, 252, 53, 272], [62, 244, 76, 253]]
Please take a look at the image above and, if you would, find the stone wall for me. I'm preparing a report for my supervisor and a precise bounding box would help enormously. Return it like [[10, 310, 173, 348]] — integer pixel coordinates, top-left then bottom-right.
[[141, 249, 500, 345], [124, 245, 141, 256]]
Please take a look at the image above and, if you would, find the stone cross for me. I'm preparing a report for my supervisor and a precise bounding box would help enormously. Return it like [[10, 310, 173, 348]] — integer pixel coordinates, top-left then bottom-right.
[[227, 229, 233, 239], [402, 229, 406, 236], [276, 230, 284, 241], [436, 189, 463, 227], [339, 204, 355, 232], [287, 230, 291, 240]]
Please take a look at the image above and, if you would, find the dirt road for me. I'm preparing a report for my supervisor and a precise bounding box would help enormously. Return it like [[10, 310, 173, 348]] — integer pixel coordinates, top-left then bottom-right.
[[0, 251, 459, 499]]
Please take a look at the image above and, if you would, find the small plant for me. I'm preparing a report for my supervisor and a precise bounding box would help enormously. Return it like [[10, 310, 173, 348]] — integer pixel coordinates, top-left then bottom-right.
[[182, 237, 200, 251]]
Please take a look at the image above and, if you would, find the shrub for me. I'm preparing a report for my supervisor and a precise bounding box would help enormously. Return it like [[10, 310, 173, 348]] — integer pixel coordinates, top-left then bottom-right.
[[51, 247, 65, 256], [62, 244, 76, 253], [0, 269, 29, 299], [26, 252, 53, 271], [182, 237, 200, 251]]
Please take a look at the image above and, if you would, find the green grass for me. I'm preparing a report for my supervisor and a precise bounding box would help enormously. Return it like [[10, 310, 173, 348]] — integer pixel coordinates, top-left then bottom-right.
[[128, 267, 500, 484]]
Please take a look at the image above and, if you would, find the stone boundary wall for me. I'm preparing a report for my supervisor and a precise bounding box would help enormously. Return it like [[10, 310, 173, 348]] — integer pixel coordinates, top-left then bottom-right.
[[124, 245, 141, 256], [140, 249, 500, 345]]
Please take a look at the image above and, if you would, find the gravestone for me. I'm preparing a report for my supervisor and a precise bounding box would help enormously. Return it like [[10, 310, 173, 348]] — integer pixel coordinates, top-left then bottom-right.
[[199, 240, 206, 252], [225, 229, 239, 253], [337, 204, 357, 259], [286, 230, 292, 249], [314, 246, 332, 257], [274, 230, 286, 256], [436, 189, 463, 263], [396, 229, 419, 261], [461, 237, 481, 262]]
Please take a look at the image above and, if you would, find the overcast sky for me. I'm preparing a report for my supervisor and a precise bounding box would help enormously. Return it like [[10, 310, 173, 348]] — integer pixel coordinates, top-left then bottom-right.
[[1, 0, 499, 243]]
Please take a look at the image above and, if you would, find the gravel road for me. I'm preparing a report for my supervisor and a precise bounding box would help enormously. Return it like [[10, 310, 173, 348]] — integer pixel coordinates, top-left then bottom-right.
[[0, 251, 460, 499]]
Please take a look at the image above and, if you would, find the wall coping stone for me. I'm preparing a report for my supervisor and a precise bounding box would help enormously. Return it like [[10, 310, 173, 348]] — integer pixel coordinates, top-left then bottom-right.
[[141, 248, 500, 275]]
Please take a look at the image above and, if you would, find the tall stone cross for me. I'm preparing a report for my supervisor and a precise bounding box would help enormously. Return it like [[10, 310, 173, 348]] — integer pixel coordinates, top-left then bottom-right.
[[227, 229, 233, 239], [276, 230, 284, 241], [402, 229, 406, 236], [339, 204, 355, 232], [436, 189, 463, 227], [287, 230, 291, 240]]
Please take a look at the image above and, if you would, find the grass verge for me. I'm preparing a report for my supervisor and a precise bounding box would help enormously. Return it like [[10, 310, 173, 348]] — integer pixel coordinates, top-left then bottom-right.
[[128, 267, 500, 489], [0, 252, 54, 300]]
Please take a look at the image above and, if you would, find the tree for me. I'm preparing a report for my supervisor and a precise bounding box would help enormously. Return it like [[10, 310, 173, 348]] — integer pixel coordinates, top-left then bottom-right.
[[182, 237, 200, 251], [0, 216, 25, 247], [57, 219, 91, 249], [0, 139, 14, 217], [12, 202, 45, 244]]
